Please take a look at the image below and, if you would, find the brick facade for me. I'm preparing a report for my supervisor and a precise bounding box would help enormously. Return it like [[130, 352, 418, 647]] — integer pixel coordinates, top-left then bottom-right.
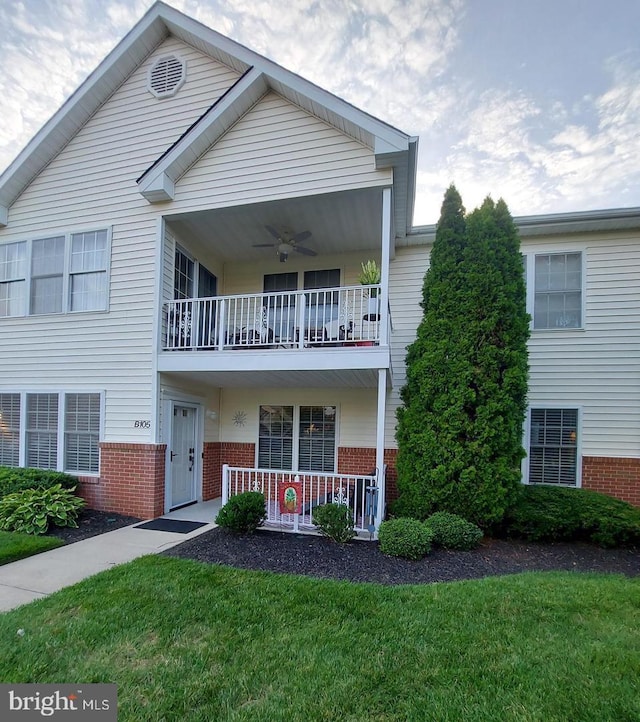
[[77, 443, 166, 519], [77, 443, 639, 520], [582, 456, 640, 507]]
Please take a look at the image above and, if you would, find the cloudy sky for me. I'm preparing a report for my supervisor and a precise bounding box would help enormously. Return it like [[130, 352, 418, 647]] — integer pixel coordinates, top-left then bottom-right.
[[0, 0, 638, 224]]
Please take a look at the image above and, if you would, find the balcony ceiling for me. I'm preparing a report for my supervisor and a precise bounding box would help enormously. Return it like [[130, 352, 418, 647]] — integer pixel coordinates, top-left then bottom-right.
[[166, 188, 385, 263]]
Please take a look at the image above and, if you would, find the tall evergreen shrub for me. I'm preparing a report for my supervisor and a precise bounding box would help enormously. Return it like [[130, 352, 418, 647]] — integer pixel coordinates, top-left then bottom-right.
[[395, 186, 529, 527]]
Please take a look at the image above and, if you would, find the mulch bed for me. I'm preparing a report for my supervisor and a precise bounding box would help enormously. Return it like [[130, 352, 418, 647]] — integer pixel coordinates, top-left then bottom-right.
[[47, 509, 141, 544], [46, 512, 639, 585], [163, 527, 640, 585]]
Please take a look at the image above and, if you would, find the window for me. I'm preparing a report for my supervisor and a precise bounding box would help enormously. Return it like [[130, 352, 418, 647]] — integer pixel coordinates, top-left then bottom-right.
[[0, 229, 110, 317], [258, 405, 336, 472], [64, 393, 100, 474], [26, 393, 59, 470], [258, 405, 293, 470], [1, 392, 101, 473], [69, 231, 108, 311], [533, 252, 582, 329], [298, 406, 336, 472], [0, 394, 20, 466], [0, 242, 26, 317], [528, 408, 578, 486]]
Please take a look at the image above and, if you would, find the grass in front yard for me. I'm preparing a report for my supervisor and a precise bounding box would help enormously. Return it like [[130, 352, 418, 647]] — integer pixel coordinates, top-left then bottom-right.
[[0, 531, 63, 565], [0, 557, 638, 721]]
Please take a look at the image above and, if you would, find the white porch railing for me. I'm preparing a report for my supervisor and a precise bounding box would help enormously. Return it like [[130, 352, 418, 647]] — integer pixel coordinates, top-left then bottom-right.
[[163, 285, 383, 350], [222, 465, 380, 534]]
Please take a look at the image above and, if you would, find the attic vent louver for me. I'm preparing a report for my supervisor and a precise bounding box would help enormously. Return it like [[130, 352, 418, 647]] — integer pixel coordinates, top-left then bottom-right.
[[148, 54, 186, 98]]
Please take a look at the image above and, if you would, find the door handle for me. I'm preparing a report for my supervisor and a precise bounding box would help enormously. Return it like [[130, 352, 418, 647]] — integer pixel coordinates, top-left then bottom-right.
[[188, 447, 195, 470]]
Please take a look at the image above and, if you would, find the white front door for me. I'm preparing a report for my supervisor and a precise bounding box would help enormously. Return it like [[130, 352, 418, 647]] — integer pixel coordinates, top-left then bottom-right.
[[170, 404, 197, 509]]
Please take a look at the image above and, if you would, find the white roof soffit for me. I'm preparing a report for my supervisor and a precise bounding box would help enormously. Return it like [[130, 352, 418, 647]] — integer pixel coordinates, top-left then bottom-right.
[[0, 0, 412, 225]]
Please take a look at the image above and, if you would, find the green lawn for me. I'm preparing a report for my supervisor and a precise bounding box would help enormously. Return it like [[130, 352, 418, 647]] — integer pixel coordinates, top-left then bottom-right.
[[0, 530, 63, 565], [0, 556, 638, 721]]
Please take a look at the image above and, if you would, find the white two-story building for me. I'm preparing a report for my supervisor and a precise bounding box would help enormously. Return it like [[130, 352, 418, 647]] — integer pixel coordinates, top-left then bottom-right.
[[0, 2, 637, 529]]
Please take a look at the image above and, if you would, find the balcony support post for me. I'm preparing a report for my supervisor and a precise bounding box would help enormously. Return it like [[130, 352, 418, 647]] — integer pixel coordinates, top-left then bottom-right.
[[374, 368, 387, 533]]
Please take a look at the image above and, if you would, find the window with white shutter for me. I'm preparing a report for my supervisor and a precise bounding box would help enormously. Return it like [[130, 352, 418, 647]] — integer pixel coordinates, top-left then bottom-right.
[[0, 394, 20, 466], [64, 393, 100, 473], [26, 394, 59, 469], [529, 408, 578, 485]]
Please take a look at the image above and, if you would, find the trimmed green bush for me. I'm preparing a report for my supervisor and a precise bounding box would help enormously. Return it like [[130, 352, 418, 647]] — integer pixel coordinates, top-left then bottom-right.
[[425, 511, 483, 550], [312, 503, 355, 543], [0, 484, 86, 535], [378, 518, 434, 560], [0, 467, 78, 498], [499, 485, 640, 548], [216, 492, 266, 534]]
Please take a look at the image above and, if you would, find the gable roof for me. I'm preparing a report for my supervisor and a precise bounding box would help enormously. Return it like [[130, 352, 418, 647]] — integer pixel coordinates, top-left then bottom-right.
[[0, 1, 417, 234]]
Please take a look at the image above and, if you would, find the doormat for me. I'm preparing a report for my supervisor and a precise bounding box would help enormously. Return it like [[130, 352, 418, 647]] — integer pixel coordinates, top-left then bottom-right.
[[135, 519, 208, 533]]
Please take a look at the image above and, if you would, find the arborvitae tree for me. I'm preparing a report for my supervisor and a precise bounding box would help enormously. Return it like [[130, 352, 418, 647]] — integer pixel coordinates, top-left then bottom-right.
[[395, 187, 529, 527]]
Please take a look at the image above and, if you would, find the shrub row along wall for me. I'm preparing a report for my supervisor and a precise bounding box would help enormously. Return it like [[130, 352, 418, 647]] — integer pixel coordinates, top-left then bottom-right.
[[73, 444, 639, 518]]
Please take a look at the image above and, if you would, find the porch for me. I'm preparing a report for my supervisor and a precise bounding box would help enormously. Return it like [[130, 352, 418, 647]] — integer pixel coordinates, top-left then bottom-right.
[[162, 284, 385, 351], [222, 465, 381, 535]]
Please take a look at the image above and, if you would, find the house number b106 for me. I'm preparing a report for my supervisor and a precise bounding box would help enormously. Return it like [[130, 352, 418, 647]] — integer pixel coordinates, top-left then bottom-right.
[[134, 420, 151, 428]]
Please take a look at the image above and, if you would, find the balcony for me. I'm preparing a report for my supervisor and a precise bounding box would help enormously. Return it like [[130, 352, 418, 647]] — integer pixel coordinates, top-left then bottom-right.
[[163, 285, 383, 351]]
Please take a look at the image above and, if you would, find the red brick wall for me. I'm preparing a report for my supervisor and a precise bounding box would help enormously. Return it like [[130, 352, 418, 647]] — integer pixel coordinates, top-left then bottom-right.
[[582, 456, 640, 507], [77, 443, 166, 519], [203, 442, 221, 500], [337, 446, 399, 502], [220, 442, 256, 468]]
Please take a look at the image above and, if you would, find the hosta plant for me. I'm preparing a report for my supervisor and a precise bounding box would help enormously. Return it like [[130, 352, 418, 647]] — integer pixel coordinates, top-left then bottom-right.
[[0, 484, 86, 535]]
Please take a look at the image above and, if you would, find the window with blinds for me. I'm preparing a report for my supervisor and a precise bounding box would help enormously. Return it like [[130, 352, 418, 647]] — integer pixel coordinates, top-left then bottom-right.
[[26, 393, 59, 470], [0, 393, 20, 466], [258, 405, 337, 472], [70, 231, 108, 311], [64, 393, 100, 473], [529, 408, 578, 485], [258, 406, 294, 470], [298, 406, 336, 472]]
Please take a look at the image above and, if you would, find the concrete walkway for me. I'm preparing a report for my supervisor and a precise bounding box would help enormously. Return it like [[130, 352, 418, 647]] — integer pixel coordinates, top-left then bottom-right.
[[0, 499, 221, 613]]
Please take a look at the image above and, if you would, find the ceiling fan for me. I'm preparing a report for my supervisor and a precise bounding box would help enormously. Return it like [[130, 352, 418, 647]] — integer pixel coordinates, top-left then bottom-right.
[[253, 225, 317, 262]]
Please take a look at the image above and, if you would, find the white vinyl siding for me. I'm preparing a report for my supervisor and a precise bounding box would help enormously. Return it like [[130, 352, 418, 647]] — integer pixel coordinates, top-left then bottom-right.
[[533, 252, 582, 329], [175, 92, 392, 212], [528, 408, 579, 486], [26, 393, 59, 470], [64, 393, 101, 474], [0, 39, 240, 442], [0, 394, 21, 466]]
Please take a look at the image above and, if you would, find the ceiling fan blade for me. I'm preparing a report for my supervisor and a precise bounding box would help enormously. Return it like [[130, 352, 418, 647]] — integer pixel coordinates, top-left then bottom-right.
[[291, 230, 311, 243], [265, 225, 281, 240], [252, 243, 276, 248], [294, 245, 317, 256]]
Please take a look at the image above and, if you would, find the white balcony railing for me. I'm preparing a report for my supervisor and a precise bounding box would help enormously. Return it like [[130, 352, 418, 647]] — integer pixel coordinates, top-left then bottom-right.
[[222, 465, 380, 534], [163, 285, 384, 350]]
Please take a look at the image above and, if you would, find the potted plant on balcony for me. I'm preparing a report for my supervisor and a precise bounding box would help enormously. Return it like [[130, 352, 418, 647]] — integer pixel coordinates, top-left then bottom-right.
[[356, 260, 381, 345], [358, 259, 381, 314]]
